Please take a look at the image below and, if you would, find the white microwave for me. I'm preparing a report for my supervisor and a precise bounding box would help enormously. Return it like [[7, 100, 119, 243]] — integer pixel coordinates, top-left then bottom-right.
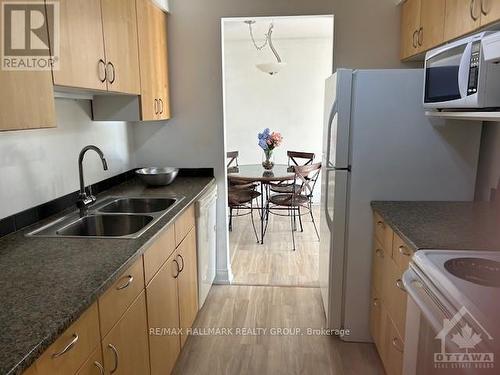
[[423, 31, 500, 109]]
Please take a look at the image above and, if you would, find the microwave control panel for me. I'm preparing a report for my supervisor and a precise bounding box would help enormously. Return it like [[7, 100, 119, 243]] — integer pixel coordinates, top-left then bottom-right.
[[467, 41, 481, 96]]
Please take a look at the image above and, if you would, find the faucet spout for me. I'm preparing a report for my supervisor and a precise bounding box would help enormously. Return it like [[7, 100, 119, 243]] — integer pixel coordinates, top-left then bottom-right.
[[77, 145, 108, 214]]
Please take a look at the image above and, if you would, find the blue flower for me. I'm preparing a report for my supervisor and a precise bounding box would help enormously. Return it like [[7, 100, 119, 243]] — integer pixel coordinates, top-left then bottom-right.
[[258, 139, 268, 150]]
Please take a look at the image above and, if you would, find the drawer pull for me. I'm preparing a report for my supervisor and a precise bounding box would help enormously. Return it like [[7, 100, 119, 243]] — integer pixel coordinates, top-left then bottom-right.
[[481, 0, 491, 15], [94, 361, 105, 375], [173, 259, 180, 278], [398, 245, 411, 256], [52, 334, 79, 358], [392, 337, 404, 353], [177, 254, 185, 272], [98, 59, 106, 83], [372, 298, 379, 307], [116, 275, 134, 290], [396, 279, 406, 292], [108, 344, 119, 374], [375, 248, 384, 258], [376, 220, 384, 227]]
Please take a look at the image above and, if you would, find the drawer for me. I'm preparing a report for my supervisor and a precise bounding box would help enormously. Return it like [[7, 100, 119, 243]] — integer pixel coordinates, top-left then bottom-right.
[[36, 304, 100, 375], [175, 205, 195, 247], [371, 238, 386, 296], [373, 212, 393, 252], [98, 258, 145, 337], [392, 233, 412, 273], [143, 224, 175, 285], [386, 256, 407, 340], [75, 347, 104, 375]]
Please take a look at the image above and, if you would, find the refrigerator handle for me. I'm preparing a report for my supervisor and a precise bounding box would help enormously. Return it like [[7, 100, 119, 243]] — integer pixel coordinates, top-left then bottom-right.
[[323, 169, 334, 230], [325, 100, 338, 168]]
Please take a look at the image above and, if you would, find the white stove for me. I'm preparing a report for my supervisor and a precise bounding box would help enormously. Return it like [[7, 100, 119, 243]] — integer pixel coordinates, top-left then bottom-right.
[[403, 250, 500, 375]]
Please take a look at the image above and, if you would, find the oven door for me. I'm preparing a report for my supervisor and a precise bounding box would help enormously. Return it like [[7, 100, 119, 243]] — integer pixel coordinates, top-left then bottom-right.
[[403, 268, 481, 375], [424, 42, 475, 109]]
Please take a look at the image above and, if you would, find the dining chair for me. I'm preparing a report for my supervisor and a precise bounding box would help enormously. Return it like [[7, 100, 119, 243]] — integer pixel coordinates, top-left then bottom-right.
[[268, 162, 321, 251], [227, 179, 260, 242], [269, 151, 315, 194], [227, 151, 239, 169]]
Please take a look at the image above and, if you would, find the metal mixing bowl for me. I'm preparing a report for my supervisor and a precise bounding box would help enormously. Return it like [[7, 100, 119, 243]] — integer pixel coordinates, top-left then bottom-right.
[[135, 167, 179, 186]]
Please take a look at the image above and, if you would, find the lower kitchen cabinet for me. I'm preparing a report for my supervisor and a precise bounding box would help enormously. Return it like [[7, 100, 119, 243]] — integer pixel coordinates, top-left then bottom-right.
[[102, 291, 150, 375], [177, 228, 199, 347], [75, 348, 105, 375], [370, 212, 411, 375], [146, 251, 181, 375]]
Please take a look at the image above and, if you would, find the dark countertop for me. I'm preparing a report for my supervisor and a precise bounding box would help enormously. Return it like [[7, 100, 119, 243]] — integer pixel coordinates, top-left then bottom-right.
[[371, 201, 500, 252], [0, 176, 215, 375]]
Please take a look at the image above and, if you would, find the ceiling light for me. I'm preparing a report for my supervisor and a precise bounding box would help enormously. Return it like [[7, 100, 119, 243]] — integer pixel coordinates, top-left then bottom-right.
[[245, 20, 286, 76]]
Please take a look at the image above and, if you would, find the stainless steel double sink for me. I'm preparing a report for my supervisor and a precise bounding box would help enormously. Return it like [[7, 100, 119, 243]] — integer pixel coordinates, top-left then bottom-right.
[[27, 197, 184, 239]]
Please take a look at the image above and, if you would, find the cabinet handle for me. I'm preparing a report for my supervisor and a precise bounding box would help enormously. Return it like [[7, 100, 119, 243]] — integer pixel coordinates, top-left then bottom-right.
[[177, 254, 185, 272], [471, 0, 480, 20], [173, 259, 180, 278], [396, 279, 406, 292], [481, 0, 491, 15], [398, 245, 411, 257], [98, 59, 106, 83], [107, 344, 119, 374], [116, 275, 134, 290], [52, 334, 79, 358], [154, 99, 158, 115], [418, 27, 423, 46], [107, 62, 116, 84], [375, 248, 384, 258], [94, 361, 105, 375], [412, 30, 418, 48], [392, 337, 404, 353], [372, 298, 379, 307], [159, 98, 164, 114], [376, 220, 384, 228]]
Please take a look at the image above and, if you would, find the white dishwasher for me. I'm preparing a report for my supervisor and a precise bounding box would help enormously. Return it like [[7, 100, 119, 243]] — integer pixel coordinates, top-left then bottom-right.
[[195, 183, 217, 309]]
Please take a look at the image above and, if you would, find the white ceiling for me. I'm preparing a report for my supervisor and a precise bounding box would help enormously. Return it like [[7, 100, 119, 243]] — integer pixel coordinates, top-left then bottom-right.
[[223, 16, 334, 42]]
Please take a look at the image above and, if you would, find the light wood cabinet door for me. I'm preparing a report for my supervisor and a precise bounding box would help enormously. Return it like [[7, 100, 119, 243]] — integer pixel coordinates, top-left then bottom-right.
[[102, 292, 150, 375], [400, 0, 421, 59], [156, 11, 170, 120], [480, 0, 500, 25], [101, 0, 140, 94], [382, 314, 404, 375], [50, 0, 107, 90], [371, 238, 386, 297], [143, 224, 175, 285], [392, 233, 412, 273], [385, 257, 407, 340], [98, 258, 145, 337], [0, 70, 56, 131], [419, 0, 445, 51], [75, 347, 105, 375], [146, 251, 181, 375], [369, 288, 384, 359], [444, 0, 482, 41], [177, 228, 199, 347], [175, 206, 195, 247], [36, 304, 100, 375]]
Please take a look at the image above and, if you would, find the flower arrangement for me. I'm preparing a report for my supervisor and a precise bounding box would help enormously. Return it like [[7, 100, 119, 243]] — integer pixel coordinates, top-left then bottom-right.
[[258, 128, 283, 170]]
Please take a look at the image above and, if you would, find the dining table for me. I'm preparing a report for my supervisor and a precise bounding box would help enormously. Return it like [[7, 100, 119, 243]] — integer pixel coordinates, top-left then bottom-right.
[[227, 164, 296, 244]]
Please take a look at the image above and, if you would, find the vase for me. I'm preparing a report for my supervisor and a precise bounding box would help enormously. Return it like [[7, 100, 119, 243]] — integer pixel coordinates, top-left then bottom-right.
[[262, 150, 274, 170]]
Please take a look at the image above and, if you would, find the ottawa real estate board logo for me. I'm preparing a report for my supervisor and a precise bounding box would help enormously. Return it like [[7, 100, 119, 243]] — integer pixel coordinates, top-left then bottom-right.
[[1, 0, 59, 70], [435, 306, 494, 371]]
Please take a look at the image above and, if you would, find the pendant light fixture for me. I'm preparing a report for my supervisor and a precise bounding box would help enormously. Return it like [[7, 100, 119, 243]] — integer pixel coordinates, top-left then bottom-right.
[[245, 20, 286, 76]]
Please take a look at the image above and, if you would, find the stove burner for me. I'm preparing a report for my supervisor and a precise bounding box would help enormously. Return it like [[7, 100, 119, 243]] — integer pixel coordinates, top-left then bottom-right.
[[444, 258, 500, 287]]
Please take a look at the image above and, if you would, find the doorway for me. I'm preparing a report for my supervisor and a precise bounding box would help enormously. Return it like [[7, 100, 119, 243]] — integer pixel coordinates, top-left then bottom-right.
[[221, 15, 334, 287]]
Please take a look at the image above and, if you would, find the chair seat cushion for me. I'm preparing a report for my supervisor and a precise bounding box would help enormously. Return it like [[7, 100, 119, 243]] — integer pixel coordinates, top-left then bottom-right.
[[269, 193, 308, 207], [228, 189, 261, 205], [269, 183, 300, 194]]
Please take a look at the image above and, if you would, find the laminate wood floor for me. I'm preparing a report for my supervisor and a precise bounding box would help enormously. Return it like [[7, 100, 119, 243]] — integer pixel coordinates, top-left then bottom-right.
[[173, 285, 384, 375], [229, 206, 320, 287]]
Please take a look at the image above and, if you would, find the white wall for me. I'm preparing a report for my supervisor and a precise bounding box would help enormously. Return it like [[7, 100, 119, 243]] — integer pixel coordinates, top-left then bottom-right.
[[223, 37, 332, 203], [475, 122, 500, 201], [132, 0, 406, 284], [0, 99, 134, 219]]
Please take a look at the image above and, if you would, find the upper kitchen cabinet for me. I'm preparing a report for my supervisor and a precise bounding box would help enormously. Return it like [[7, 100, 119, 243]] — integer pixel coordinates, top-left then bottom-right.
[[400, 0, 445, 60], [480, 0, 500, 26], [444, 0, 482, 41], [52, 0, 140, 94], [101, 0, 141, 94], [136, 0, 171, 120], [49, 0, 107, 91]]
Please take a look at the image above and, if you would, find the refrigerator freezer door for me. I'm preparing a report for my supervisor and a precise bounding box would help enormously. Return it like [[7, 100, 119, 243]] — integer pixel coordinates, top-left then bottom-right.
[[322, 70, 353, 170], [319, 168, 349, 330]]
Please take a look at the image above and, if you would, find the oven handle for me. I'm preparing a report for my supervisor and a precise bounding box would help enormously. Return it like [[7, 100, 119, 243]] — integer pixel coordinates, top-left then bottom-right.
[[403, 268, 446, 333]]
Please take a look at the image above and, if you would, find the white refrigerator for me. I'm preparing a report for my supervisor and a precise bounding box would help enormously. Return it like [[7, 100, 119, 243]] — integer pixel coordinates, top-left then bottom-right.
[[319, 69, 482, 342]]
